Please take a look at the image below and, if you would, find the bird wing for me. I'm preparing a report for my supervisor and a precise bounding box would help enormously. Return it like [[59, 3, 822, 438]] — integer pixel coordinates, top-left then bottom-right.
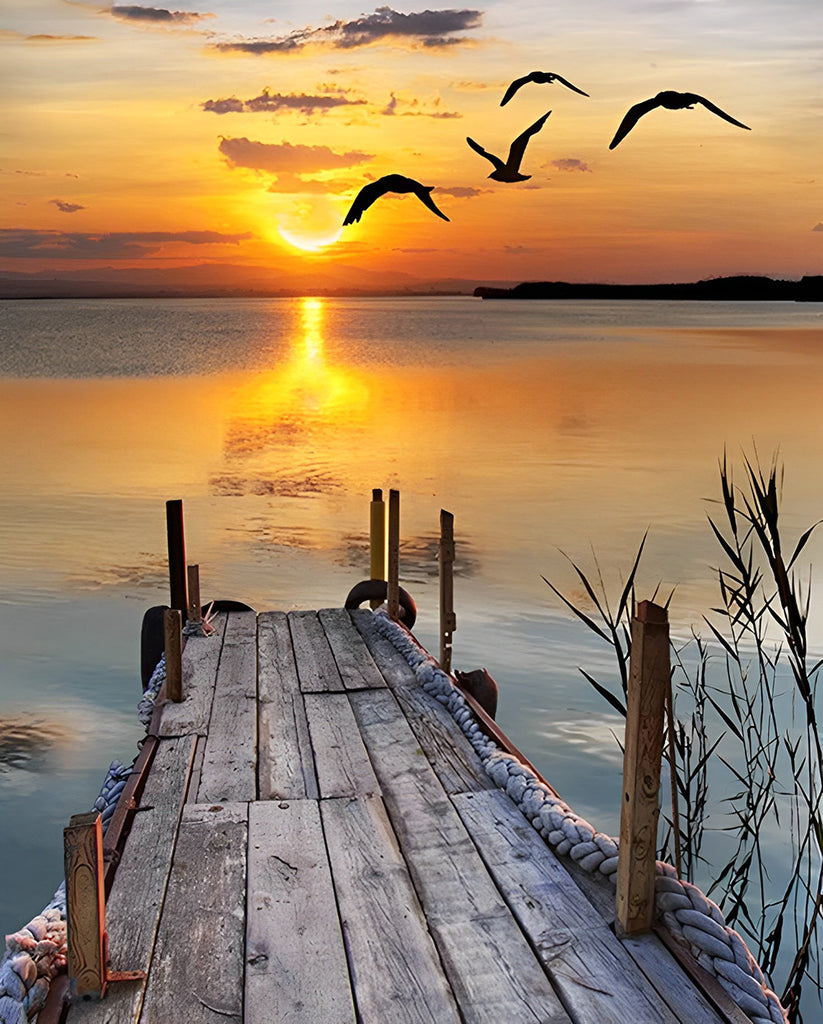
[[551, 73, 590, 97], [466, 136, 504, 172], [414, 186, 450, 222], [608, 96, 661, 149], [342, 180, 384, 225], [506, 110, 552, 171], [695, 95, 751, 131], [500, 75, 531, 107]]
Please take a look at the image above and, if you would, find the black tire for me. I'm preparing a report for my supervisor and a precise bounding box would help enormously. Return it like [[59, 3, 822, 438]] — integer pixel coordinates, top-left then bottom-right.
[[344, 579, 417, 629], [140, 605, 169, 691]]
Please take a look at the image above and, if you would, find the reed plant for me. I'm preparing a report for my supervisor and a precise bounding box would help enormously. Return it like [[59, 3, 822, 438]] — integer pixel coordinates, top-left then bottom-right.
[[545, 452, 822, 1023]]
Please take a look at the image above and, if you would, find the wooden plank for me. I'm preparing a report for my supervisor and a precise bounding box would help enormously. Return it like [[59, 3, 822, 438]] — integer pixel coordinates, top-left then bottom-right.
[[318, 607, 387, 690], [351, 609, 494, 795], [197, 610, 257, 803], [288, 609, 344, 692], [453, 789, 688, 1024], [70, 736, 197, 1024], [257, 611, 318, 801], [138, 803, 247, 1023], [64, 812, 107, 1001], [321, 794, 462, 1024], [349, 689, 570, 1023], [304, 692, 380, 798], [245, 800, 356, 1024], [155, 613, 226, 738]]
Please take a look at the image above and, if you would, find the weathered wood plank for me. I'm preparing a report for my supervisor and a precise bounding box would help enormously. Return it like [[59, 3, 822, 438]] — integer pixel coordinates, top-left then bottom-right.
[[70, 737, 198, 1024], [245, 800, 355, 1024], [304, 692, 380, 798], [453, 789, 689, 1024], [197, 611, 257, 803], [351, 609, 494, 794], [288, 609, 344, 692], [139, 803, 247, 1024], [321, 794, 462, 1024], [349, 689, 569, 1023], [257, 611, 318, 801], [318, 607, 387, 689], [155, 614, 226, 738]]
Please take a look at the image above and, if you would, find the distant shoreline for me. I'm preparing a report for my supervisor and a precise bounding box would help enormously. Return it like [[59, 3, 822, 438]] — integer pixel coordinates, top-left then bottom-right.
[[475, 275, 823, 302]]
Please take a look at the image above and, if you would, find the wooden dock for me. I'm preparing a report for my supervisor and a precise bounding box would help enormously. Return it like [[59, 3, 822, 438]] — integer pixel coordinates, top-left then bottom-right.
[[65, 607, 741, 1024]]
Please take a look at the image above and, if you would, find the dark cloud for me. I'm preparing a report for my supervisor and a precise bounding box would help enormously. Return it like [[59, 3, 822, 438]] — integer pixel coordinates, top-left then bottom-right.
[[219, 136, 372, 174], [25, 33, 97, 41], [50, 199, 85, 213], [813, 223, 823, 231], [211, 6, 481, 55], [203, 88, 366, 116], [0, 228, 253, 259], [381, 92, 461, 118], [436, 185, 484, 198], [111, 6, 213, 24], [551, 158, 592, 173]]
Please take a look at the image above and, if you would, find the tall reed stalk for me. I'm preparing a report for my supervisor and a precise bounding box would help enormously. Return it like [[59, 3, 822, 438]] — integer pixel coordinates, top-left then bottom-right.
[[545, 452, 822, 1023]]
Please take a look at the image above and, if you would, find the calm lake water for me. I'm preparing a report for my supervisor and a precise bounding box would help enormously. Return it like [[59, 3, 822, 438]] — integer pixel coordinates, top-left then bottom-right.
[[1, 296, 822, 972]]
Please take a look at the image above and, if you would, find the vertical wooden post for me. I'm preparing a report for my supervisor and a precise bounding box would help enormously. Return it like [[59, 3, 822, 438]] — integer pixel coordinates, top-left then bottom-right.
[[164, 608, 183, 702], [64, 812, 107, 1001], [369, 489, 386, 609], [187, 564, 202, 625], [439, 509, 456, 673], [387, 489, 400, 621], [616, 600, 670, 936], [165, 499, 188, 619]]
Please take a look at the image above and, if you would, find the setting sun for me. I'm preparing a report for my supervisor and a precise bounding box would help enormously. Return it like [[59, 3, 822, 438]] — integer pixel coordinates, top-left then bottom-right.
[[277, 224, 344, 252]]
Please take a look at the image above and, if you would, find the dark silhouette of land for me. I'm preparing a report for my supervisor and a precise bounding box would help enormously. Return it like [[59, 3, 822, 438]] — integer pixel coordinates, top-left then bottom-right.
[[474, 275, 823, 302]]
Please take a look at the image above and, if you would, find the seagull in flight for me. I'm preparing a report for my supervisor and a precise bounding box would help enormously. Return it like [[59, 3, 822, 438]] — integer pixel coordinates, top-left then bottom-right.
[[501, 71, 589, 106], [609, 90, 751, 149], [466, 111, 552, 183], [342, 174, 450, 225]]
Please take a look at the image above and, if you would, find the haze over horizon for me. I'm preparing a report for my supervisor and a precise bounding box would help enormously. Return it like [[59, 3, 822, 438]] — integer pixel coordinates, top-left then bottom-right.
[[2, 0, 821, 290]]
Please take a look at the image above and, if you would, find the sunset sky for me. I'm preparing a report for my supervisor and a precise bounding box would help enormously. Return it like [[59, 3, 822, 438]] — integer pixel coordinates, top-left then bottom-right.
[[2, 0, 821, 287]]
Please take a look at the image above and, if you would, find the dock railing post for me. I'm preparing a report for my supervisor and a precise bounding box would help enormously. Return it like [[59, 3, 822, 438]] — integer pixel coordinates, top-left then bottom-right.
[[165, 498, 188, 619], [64, 812, 107, 1001], [164, 607, 183, 702], [387, 489, 400, 621], [439, 509, 456, 673], [616, 599, 670, 936], [370, 488, 386, 609], [187, 563, 202, 625]]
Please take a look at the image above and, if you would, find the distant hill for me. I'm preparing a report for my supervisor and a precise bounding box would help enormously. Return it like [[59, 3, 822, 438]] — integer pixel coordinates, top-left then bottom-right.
[[474, 275, 823, 302]]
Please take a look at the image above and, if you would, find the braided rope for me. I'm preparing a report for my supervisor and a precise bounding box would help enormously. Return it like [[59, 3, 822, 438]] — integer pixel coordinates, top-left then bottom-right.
[[369, 610, 788, 1024], [1, 655, 167, 1022]]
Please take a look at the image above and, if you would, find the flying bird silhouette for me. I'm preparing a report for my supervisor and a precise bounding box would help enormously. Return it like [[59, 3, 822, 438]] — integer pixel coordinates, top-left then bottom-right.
[[609, 90, 751, 149], [500, 71, 589, 106], [466, 111, 552, 183], [342, 174, 450, 225]]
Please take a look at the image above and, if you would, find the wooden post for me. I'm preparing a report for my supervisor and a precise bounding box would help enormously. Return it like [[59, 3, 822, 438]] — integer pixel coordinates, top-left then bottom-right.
[[439, 509, 456, 673], [616, 600, 670, 936], [369, 489, 386, 609], [165, 499, 188, 619], [187, 564, 202, 624], [164, 608, 183, 702], [64, 812, 107, 1001], [387, 489, 400, 621]]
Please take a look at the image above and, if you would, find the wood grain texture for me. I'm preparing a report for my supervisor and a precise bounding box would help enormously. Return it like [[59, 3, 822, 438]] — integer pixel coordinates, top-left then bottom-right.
[[197, 611, 257, 803], [257, 611, 318, 801], [288, 610, 344, 692], [245, 800, 355, 1024], [318, 607, 386, 690], [304, 692, 380, 798], [453, 789, 698, 1024], [350, 689, 569, 1023], [139, 803, 247, 1024], [321, 794, 462, 1024], [156, 614, 225, 738], [70, 737, 197, 1024]]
